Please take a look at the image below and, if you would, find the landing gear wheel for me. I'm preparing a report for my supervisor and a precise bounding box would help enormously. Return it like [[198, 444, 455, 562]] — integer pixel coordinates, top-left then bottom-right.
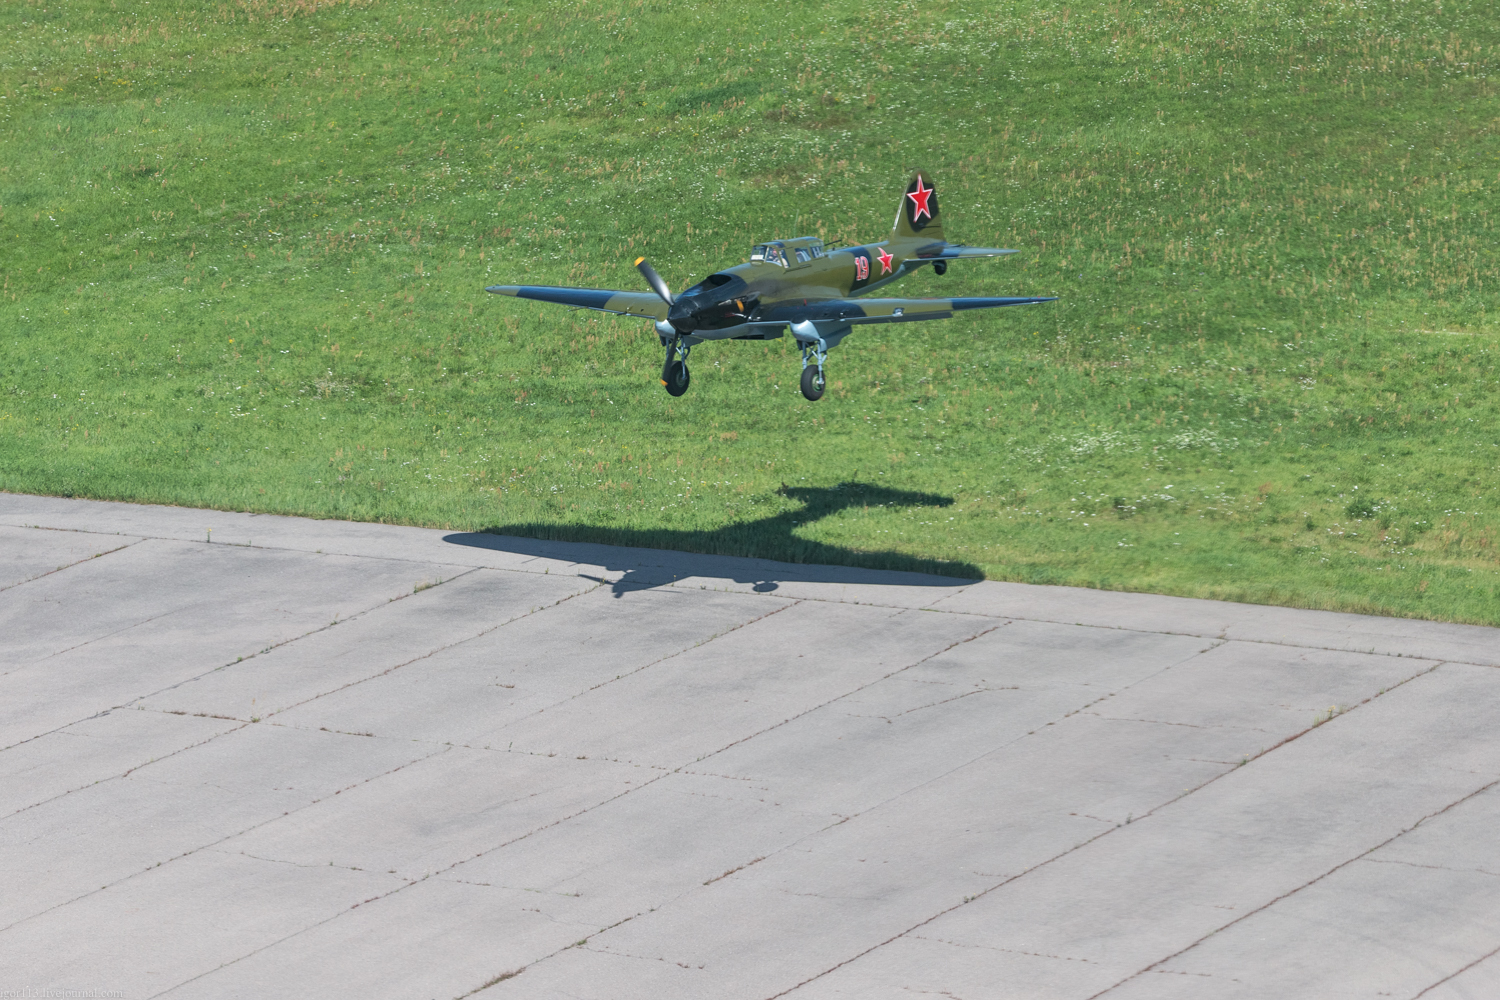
[[664, 360, 691, 397], [800, 365, 826, 401]]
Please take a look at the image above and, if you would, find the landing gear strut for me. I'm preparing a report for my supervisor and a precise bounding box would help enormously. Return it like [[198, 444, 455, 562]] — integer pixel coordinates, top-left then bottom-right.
[[661, 336, 691, 397], [799, 341, 826, 401]]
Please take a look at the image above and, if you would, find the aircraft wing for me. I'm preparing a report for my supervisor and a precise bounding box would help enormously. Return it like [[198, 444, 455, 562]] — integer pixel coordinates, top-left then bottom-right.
[[485, 285, 669, 321], [922, 246, 1019, 260], [781, 295, 1055, 327]]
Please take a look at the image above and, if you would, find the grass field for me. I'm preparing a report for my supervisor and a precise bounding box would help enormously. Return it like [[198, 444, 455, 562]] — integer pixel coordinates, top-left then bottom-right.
[[2, 0, 1498, 623]]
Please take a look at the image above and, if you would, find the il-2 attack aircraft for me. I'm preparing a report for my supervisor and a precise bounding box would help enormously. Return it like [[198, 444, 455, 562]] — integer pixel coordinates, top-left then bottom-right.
[[485, 173, 1056, 401]]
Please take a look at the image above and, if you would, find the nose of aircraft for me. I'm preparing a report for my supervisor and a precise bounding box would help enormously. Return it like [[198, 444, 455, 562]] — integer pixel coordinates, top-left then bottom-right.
[[666, 295, 701, 333]]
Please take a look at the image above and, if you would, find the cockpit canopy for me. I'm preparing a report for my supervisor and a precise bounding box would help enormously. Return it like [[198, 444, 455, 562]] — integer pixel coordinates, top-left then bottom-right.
[[751, 238, 826, 267]]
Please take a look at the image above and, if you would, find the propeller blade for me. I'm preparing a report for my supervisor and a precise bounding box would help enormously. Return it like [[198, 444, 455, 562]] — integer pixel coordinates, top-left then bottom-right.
[[635, 257, 674, 306]]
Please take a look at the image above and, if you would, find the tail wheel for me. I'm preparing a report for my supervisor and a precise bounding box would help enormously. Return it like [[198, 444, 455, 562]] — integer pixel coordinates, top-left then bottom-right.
[[664, 360, 691, 397], [800, 365, 825, 401]]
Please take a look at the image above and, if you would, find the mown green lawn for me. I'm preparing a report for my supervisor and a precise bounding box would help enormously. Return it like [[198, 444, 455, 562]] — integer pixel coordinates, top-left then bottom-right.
[[2, 0, 1497, 621]]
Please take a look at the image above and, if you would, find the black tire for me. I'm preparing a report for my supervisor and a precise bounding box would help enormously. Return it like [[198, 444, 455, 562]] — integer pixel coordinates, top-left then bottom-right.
[[800, 365, 826, 401], [664, 360, 690, 396], [933, 260, 948, 276]]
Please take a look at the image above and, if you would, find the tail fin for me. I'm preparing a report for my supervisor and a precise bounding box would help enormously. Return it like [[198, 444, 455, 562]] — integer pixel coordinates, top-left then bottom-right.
[[892, 172, 944, 242]]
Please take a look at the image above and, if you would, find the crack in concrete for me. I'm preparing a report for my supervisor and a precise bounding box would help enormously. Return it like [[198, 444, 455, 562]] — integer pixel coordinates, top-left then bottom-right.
[[844, 686, 1004, 724], [1361, 856, 1500, 879], [205, 846, 416, 884], [908, 932, 1099, 965], [454, 915, 652, 997], [1082, 713, 1213, 730]]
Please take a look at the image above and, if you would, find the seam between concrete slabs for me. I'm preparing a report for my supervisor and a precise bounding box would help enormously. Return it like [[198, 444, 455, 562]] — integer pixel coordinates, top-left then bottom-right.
[[0, 716, 254, 824], [1414, 936, 1500, 998], [0, 535, 144, 594]]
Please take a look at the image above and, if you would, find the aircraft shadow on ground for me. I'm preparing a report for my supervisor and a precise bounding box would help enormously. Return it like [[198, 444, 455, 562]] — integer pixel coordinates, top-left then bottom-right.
[[443, 482, 983, 596]]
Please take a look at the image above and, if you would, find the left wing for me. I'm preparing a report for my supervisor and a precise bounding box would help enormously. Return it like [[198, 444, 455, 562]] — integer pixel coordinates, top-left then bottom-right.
[[485, 285, 669, 321], [769, 295, 1055, 327]]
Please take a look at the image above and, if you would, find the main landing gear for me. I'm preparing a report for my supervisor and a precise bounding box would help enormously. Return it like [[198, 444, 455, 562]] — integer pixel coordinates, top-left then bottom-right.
[[799, 340, 827, 401], [661, 336, 691, 397]]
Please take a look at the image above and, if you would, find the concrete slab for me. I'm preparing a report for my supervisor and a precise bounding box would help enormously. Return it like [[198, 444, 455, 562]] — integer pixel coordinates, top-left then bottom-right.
[[1, 493, 1498, 1000]]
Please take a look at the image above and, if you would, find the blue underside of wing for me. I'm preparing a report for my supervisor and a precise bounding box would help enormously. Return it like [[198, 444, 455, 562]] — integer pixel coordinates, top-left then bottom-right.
[[950, 296, 1058, 310], [500, 286, 622, 309]]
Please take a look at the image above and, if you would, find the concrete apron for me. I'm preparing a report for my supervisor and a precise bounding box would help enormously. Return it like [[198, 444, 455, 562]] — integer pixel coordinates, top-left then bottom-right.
[[1, 492, 1497, 1000]]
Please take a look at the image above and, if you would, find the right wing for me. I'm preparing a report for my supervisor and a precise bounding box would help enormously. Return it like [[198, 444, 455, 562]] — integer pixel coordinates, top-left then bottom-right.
[[766, 295, 1055, 327], [485, 285, 669, 321], [922, 245, 1019, 260]]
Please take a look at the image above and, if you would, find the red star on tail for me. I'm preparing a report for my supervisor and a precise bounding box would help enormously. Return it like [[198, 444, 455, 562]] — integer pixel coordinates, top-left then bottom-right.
[[876, 247, 894, 275], [906, 175, 934, 222]]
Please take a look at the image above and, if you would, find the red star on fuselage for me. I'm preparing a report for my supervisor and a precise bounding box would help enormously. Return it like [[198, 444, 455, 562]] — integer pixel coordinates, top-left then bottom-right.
[[906, 175, 934, 222], [876, 247, 894, 275]]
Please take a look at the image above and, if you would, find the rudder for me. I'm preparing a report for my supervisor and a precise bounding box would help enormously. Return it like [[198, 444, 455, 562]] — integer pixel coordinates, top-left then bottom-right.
[[892, 172, 943, 242]]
